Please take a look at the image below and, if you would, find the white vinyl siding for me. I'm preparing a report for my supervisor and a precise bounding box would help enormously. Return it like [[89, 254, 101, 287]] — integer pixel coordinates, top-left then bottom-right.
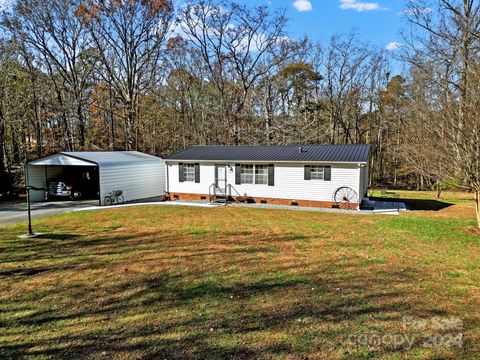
[[358, 164, 369, 203], [167, 161, 362, 204]]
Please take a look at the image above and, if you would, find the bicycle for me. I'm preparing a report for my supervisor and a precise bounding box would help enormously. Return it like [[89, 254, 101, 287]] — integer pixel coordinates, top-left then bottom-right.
[[104, 190, 124, 206]]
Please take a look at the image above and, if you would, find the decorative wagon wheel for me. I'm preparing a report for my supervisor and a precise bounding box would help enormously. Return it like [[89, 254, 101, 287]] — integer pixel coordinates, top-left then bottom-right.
[[334, 187, 359, 209]]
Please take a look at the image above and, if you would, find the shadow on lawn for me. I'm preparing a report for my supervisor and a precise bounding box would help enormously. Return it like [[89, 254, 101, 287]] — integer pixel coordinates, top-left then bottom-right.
[[371, 196, 454, 211], [35, 233, 80, 240], [0, 232, 457, 359], [402, 198, 454, 211]]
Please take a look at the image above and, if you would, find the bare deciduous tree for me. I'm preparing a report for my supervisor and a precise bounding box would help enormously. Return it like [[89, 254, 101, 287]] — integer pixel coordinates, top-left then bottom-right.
[[3, 0, 94, 149], [402, 0, 480, 227], [76, 0, 173, 150], [180, 0, 290, 144]]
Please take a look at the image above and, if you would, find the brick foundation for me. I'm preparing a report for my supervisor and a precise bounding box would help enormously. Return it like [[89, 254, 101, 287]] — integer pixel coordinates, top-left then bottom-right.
[[168, 192, 359, 210]]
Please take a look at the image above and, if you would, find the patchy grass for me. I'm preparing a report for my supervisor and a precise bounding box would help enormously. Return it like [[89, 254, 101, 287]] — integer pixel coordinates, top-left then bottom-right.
[[369, 189, 475, 202], [0, 194, 479, 359]]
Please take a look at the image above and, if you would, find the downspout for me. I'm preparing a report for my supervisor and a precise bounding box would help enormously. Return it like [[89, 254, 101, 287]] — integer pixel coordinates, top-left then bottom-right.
[[358, 163, 363, 211], [98, 166, 102, 206], [165, 161, 170, 193]]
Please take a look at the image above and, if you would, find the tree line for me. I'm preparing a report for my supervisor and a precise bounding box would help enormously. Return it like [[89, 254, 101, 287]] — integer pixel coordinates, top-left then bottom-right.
[[0, 0, 479, 226]]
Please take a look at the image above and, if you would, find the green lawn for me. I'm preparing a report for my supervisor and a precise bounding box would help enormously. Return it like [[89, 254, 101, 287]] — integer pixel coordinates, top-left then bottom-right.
[[0, 192, 479, 359]]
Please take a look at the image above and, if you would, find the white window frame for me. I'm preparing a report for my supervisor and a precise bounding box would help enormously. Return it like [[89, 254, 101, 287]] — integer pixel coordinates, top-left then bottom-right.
[[183, 163, 195, 182], [240, 164, 254, 184], [255, 164, 268, 185], [241, 164, 269, 185], [310, 165, 325, 180]]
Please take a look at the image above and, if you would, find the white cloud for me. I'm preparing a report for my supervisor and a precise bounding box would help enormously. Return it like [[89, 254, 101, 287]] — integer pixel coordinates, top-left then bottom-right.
[[400, 7, 432, 16], [293, 0, 313, 12], [339, 0, 384, 12], [170, 13, 270, 53], [385, 42, 401, 51]]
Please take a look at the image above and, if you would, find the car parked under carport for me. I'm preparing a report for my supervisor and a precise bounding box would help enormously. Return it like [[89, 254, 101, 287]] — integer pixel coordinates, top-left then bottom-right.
[[45, 165, 99, 201]]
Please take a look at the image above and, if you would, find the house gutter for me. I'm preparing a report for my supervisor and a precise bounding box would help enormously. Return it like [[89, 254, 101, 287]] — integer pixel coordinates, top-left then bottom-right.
[[164, 159, 367, 165], [166, 162, 170, 193]]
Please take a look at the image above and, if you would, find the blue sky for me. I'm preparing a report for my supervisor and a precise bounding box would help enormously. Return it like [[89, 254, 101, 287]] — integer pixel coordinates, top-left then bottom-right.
[[240, 0, 406, 52], [1, 0, 405, 52], [0, 0, 407, 67]]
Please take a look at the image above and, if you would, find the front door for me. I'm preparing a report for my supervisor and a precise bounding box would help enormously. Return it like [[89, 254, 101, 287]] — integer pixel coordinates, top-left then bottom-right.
[[215, 165, 227, 191]]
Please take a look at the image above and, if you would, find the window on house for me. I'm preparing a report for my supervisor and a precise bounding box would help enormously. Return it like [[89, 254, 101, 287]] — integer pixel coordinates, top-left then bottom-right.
[[255, 165, 268, 184], [240, 164, 254, 184], [240, 164, 269, 184], [183, 163, 195, 182], [310, 166, 325, 180]]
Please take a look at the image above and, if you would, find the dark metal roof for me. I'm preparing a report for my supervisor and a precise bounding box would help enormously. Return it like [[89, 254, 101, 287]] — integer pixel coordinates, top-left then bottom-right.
[[166, 144, 370, 163]]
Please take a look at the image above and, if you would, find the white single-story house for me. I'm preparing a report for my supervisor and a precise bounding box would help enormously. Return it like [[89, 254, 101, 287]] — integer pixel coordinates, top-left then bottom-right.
[[165, 144, 370, 209], [26, 151, 165, 205]]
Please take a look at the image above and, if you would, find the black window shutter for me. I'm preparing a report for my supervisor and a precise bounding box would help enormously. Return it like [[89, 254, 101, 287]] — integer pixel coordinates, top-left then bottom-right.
[[179, 163, 184, 182], [324, 166, 331, 181], [235, 164, 241, 185], [195, 163, 200, 183], [268, 164, 274, 186], [304, 165, 311, 180]]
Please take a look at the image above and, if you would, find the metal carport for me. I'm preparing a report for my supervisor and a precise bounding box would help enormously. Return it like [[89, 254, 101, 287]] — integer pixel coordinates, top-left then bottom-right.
[[26, 151, 166, 205]]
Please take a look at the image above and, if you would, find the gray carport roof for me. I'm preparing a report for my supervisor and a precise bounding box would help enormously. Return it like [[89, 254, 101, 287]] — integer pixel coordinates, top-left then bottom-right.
[[28, 151, 162, 167]]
